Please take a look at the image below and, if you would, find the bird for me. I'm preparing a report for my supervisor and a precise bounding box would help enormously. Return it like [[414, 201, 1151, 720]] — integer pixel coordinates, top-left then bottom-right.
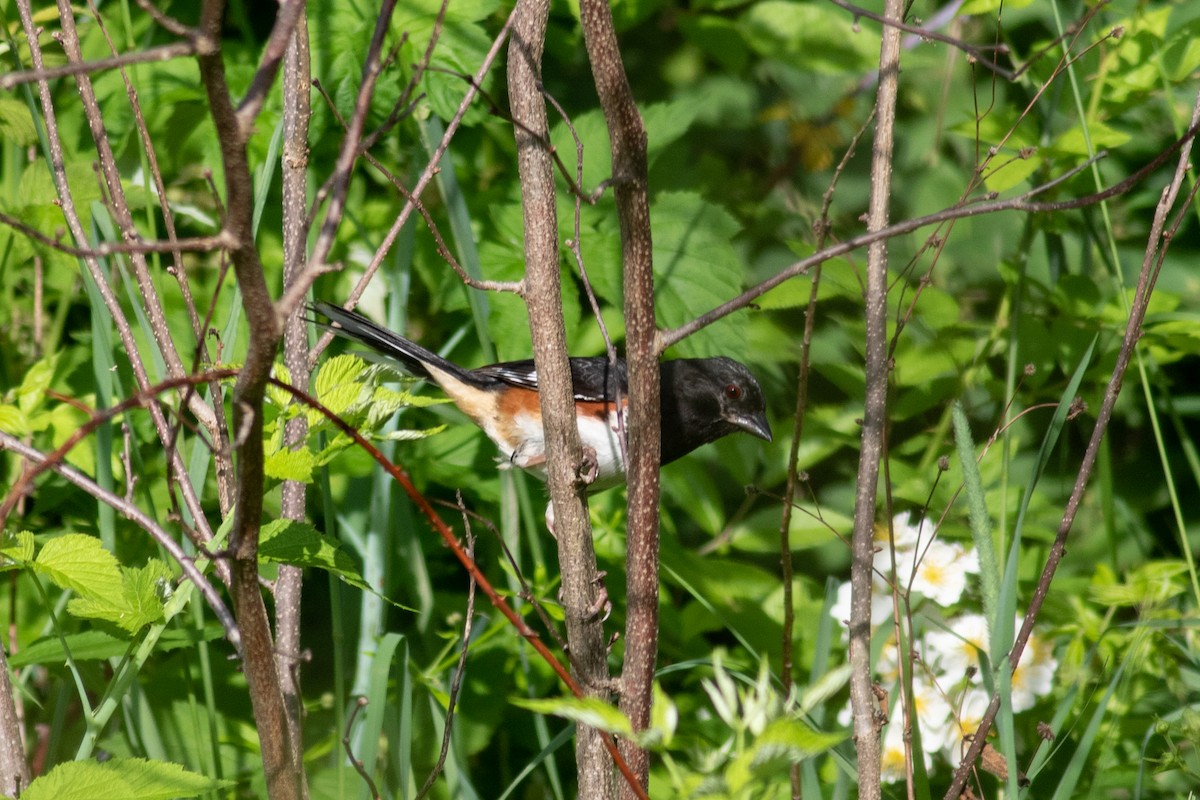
[[312, 301, 772, 490]]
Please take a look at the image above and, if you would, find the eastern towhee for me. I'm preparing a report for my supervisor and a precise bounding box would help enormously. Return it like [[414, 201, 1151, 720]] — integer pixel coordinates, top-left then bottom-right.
[[313, 301, 772, 489]]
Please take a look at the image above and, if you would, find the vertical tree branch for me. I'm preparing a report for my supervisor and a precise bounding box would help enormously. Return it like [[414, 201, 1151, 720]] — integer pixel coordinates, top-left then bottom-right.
[[850, 1, 904, 797], [277, 7, 312, 777], [195, 0, 298, 797], [507, 0, 613, 795], [577, 0, 658, 793], [0, 644, 29, 798]]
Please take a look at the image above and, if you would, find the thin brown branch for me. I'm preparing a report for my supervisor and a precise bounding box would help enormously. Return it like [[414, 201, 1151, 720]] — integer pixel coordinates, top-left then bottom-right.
[[306, 0, 401, 274], [134, 0, 201, 38], [234, 0, 307, 137], [341, 699, 381, 800], [0, 211, 235, 257], [54, 0, 222, 444], [0, 644, 29, 798], [195, 0, 294, 794], [0, 40, 197, 89], [849, 0, 905, 795], [509, 0, 616, 796], [308, 79, 522, 294], [577, 0, 659, 795], [276, 9, 312, 776]]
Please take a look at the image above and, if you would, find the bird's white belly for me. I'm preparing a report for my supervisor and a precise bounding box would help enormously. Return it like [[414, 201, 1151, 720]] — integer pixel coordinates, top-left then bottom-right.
[[499, 409, 626, 488]]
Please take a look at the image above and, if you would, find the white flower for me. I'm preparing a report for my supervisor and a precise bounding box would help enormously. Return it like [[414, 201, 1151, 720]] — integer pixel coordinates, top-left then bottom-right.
[[945, 687, 991, 766], [830, 580, 894, 628], [880, 715, 932, 783], [911, 677, 953, 755], [886, 511, 933, 552], [925, 613, 989, 680], [1011, 630, 1057, 712], [898, 540, 979, 607]]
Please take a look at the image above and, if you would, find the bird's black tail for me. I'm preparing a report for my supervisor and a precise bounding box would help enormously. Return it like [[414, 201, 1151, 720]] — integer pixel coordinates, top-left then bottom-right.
[[311, 302, 472, 384]]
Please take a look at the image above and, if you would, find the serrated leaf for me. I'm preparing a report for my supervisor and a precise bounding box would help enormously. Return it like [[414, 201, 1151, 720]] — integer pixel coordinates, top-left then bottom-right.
[[67, 560, 170, 633], [0, 96, 39, 146], [652, 192, 747, 357], [34, 534, 123, 599], [259, 520, 360, 581], [17, 353, 58, 415], [0, 530, 35, 566], [313, 354, 369, 414], [264, 447, 316, 482], [511, 696, 635, 738], [21, 756, 231, 800], [0, 404, 27, 435]]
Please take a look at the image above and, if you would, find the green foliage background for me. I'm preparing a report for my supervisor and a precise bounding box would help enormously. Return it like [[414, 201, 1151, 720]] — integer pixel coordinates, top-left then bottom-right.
[[1, 0, 1200, 796]]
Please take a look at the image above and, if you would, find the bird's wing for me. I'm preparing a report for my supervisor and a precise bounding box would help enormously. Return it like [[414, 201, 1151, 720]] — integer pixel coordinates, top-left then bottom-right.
[[473, 356, 627, 403]]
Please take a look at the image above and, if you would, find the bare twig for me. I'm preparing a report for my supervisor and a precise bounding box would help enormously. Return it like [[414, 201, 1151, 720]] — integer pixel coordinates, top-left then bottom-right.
[[0, 644, 29, 798], [16, 0, 217, 552], [307, 9, 517, 334], [509, 0, 616, 796], [194, 0, 295, 793], [848, 1, 905, 796], [234, 0, 307, 137], [276, 8, 313, 776], [577, 0, 659, 795], [0, 40, 197, 89], [828, 0, 1014, 79], [342, 699, 381, 800], [308, 79, 522, 294]]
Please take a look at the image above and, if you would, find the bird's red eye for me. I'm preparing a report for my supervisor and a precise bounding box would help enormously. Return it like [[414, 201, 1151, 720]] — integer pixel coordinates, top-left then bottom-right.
[[725, 383, 743, 400]]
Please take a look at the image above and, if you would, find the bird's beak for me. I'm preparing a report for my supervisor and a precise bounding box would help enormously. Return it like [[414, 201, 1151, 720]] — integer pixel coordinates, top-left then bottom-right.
[[727, 411, 773, 442]]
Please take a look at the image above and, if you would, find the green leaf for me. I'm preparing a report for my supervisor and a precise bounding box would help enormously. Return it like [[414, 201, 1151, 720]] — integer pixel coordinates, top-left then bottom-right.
[[652, 192, 747, 357], [313, 354, 370, 418], [0, 97, 39, 147], [10, 627, 222, 668], [511, 696, 635, 738], [739, 1, 877, 72], [0, 530, 35, 566], [34, 534, 123, 600], [259, 520, 366, 587], [67, 560, 171, 633], [953, 402, 999, 623], [17, 353, 58, 415], [264, 447, 316, 482], [21, 757, 231, 800], [0, 404, 27, 435]]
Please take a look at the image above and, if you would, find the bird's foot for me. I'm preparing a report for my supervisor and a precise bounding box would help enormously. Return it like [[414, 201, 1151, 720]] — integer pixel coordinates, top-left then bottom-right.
[[576, 444, 600, 487]]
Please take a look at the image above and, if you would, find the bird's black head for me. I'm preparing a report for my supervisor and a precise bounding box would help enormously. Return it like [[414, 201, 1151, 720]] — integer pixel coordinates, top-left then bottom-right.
[[660, 357, 772, 465]]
